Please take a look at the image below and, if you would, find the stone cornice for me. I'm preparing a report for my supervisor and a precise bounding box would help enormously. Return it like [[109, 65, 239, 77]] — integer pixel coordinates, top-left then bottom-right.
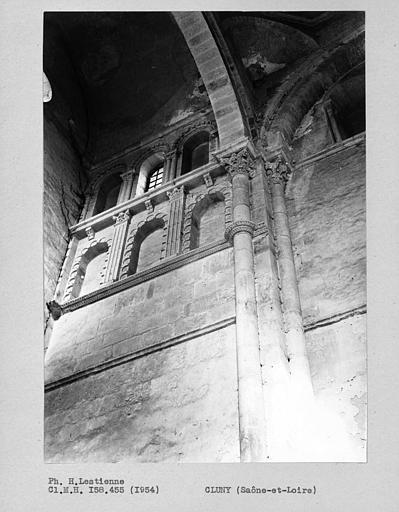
[[45, 316, 236, 391], [60, 239, 231, 313]]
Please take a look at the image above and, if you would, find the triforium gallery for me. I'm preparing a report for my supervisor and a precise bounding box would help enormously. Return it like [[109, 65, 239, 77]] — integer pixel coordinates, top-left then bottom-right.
[[43, 11, 366, 462]]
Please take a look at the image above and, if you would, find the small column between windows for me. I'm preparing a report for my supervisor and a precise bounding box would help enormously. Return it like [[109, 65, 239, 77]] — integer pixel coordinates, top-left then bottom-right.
[[117, 170, 135, 203], [165, 186, 186, 257], [164, 149, 177, 183], [103, 210, 131, 283]]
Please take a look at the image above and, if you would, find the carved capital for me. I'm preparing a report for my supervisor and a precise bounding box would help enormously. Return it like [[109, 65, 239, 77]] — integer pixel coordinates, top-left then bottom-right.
[[203, 172, 213, 188], [224, 220, 256, 243], [144, 199, 154, 213], [164, 149, 177, 160], [120, 169, 135, 182], [47, 300, 62, 321], [85, 226, 95, 240], [113, 209, 131, 225], [264, 156, 292, 185], [167, 186, 185, 201], [217, 148, 255, 179]]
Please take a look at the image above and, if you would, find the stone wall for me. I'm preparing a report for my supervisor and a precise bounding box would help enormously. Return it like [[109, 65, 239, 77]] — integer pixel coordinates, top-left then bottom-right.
[[45, 323, 239, 463], [287, 140, 366, 324], [198, 199, 225, 247], [43, 116, 85, 310], [306, 314, 366, 460], [45, 247, 237, 461], [286, 138, 366, 460], [136, 228, 165, 272]]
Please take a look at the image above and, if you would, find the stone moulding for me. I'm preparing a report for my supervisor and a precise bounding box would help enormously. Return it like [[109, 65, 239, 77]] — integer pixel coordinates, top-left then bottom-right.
[[130, 140, 170, 172], [63, 237, 112, 302], [119, 211, 169, 279], [253, 223, 269, 239], [60, 239, 231, 314], [70, 159, 226, 238], [304, 304, 366, 332], [224, 220, 256, 243], [182, 182, 233, 253], [45, 316, 236, 391], [260, 26, 365, 134], [174, 119, 217, 151]]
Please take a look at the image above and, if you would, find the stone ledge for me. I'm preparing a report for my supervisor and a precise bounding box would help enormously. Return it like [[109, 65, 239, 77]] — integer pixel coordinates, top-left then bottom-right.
[[45, 316, 236, 391], [294, 131, 365, 169], [61, 240, 231, 314], [304, 304, 366, 332]]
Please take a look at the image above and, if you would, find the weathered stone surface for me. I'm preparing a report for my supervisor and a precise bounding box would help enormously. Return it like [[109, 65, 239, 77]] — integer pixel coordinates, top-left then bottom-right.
[[44, 117, 85, 309], [305, 314, 366, 460], [286, 143, 366, 325], [43, 12, 366, 464], [136, 227, 164, 272], [198, 200, 225, 246], [45, 247, 235, 383], [45, 324, 239, 462]]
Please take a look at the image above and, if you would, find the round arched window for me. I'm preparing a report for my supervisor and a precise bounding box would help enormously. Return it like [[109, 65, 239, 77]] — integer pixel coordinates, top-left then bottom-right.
[[181, 131, 210, 175], [146, 164, 164, 191]]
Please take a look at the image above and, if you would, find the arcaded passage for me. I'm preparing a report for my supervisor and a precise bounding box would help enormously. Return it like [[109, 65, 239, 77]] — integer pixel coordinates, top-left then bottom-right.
[[44, 11, 365, 462]]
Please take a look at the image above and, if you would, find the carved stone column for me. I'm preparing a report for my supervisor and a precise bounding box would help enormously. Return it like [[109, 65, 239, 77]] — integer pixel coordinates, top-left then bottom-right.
[[103, 210, 131, 283], [265, 156, 313, 398], [117, 170, 135, 203], [165, 186, 185, 257], [219, 147, 267, 462], [164, 149, 177, 183]]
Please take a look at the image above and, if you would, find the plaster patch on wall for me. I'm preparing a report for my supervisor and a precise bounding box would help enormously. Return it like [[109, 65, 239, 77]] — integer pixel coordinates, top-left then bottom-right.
[[242, 53, 286, 75]]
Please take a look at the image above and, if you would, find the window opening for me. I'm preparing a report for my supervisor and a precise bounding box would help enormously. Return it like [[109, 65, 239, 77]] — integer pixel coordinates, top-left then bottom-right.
[[181, 132, 210, 175], [146, 165, 164, 191]]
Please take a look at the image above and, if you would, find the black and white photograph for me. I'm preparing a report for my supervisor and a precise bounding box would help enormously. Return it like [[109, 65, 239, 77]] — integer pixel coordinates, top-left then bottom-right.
[[2, 1, 399, 511], [43, 10, 366, 463]]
